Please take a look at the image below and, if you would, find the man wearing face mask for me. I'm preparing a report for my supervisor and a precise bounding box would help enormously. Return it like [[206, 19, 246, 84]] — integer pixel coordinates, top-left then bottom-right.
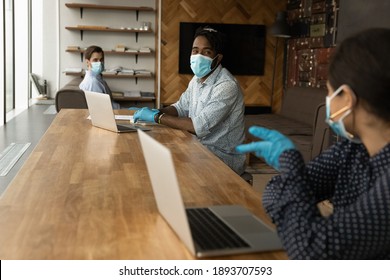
[[79, 45, 120, 109], [236, 28, 390, 259], [133, 27, 246, 175]]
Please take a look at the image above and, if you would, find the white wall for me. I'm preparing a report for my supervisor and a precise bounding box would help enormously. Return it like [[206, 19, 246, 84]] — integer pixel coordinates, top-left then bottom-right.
[[41, 0, 59, 98]]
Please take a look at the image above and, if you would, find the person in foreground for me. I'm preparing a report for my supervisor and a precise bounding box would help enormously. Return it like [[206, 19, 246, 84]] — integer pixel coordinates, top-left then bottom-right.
[[236, 28, 390, 259], [79, 45, 119, 109], [133, 27, 246, 175]]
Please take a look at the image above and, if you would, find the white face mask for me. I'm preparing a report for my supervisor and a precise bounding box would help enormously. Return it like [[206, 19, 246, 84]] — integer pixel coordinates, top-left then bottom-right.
[[190, 54, 217, 78], [90, 61, 104, 75], [325, 85, 361, 143]]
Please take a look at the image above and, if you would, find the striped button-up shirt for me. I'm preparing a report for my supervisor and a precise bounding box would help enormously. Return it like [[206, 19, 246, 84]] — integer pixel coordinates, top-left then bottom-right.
[[173, 65, 246, 175]]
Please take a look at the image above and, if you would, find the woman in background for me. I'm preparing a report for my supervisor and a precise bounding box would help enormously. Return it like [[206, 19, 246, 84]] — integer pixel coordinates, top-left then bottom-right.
[[236, 28, 390, 259]]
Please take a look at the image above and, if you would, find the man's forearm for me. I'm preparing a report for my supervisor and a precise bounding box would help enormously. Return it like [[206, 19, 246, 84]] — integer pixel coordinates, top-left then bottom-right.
[[159, 105, 179, 116], [159, 114, 195, 134], [158, 105, 196, 134]]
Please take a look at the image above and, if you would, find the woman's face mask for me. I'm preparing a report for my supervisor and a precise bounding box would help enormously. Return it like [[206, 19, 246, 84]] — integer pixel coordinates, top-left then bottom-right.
[[325, 85, 361, 143], [190, 54, 217, 78], [90, 61, 104, 75]]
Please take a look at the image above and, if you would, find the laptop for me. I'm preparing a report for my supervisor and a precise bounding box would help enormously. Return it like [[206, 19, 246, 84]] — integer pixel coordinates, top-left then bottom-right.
[[84, 90, 150, 133], [137, 129, 283, 258]]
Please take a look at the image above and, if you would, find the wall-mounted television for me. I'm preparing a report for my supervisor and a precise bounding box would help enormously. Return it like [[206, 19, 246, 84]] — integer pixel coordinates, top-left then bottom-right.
[[179, 22, 266, 76]]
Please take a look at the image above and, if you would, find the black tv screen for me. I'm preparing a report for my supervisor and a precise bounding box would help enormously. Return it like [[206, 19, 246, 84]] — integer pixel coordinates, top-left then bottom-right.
[[179, 22, 266, 76]]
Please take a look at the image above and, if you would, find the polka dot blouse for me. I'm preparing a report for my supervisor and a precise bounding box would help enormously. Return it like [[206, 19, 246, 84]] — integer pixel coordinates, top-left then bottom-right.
[[263, 139, 390, 259]]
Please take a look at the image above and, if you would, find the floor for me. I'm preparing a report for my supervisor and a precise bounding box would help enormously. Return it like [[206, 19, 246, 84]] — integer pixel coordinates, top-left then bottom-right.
[[0, 104, 56, 196], [0, 104, 275, 196]]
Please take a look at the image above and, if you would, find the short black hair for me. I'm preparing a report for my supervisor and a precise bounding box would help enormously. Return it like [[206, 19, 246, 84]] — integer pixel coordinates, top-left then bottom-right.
[[84, 45, 104, 60], [194, 26, 226, 54], [329, 28, 390, 122]]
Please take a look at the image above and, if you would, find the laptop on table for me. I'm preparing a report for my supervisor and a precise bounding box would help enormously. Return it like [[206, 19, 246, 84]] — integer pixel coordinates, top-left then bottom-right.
[[84, 90, 150, 133], [137, 129, 282, 258]]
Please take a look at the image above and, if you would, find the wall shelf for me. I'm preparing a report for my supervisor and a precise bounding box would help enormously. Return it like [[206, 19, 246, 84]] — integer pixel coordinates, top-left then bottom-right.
[[65, 3, 154, 20], [64, 71, 153, 84], [112, 96, 155, 102], [65, 26, 152, 41], [64, 2, 157, 105], [66, 48, 153, 63]]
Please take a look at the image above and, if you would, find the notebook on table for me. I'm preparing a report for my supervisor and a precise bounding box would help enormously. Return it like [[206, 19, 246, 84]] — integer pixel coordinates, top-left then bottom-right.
[[137, 129, 282, 258], [84, 90, 150, 133]]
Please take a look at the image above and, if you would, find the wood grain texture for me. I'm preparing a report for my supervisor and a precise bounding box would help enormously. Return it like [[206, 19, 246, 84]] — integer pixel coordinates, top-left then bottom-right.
[[0, 109, 287, 260], [160, 0, 287, 111]]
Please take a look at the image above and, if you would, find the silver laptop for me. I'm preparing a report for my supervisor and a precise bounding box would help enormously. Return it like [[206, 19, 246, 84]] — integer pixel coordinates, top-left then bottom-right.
[[137, 129, 282, 258], [84, 90, 150, 133]]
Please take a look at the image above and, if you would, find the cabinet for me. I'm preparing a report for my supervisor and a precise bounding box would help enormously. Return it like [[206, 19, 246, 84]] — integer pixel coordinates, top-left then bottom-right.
[[63, 2, 157, 106]]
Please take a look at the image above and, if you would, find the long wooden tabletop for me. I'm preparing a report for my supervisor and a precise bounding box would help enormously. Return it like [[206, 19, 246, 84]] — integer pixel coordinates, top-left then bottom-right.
[[0, 109, 287, 260]]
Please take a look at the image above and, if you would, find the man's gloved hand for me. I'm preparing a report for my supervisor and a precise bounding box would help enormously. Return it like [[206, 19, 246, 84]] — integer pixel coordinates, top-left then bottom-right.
[[133, 107, 159, 123], [236, 126, 296, 170]]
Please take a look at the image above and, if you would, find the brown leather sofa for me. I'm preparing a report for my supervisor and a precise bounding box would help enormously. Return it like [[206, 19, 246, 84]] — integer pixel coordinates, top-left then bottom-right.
[[245, 87, 333, 162], [55, 78, 87, 112]]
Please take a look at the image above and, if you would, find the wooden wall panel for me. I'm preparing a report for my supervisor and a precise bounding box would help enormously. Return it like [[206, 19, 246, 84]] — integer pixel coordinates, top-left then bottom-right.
[[160, 0, 287, 112]]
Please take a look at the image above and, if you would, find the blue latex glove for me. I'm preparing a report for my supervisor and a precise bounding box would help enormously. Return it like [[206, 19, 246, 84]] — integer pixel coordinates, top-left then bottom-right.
[[129, 107, 159, 112], [236, 126, 296, 170], [128, 107, 141, 111], [133, 107, 159, 123]]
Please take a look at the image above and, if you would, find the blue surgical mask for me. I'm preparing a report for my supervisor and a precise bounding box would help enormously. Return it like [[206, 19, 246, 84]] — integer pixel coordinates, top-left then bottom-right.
[[190, 54, 216, 78], [91, 61, 104, 75], [325, 85, 361, 143]]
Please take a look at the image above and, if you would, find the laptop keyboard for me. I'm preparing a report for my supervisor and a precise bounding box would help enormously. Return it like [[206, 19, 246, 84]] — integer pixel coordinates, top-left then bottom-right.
[[117, 124, 136, 131], [186, 208, 250, 251]]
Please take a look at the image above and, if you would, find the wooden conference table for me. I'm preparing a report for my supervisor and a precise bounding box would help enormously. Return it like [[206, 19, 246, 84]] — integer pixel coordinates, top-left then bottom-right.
[[0, 109, 287, 260]]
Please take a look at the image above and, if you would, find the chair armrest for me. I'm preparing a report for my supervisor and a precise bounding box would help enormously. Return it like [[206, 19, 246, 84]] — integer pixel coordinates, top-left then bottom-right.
[[311, 103, 332, 159], [55, 87, 87, 112]]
